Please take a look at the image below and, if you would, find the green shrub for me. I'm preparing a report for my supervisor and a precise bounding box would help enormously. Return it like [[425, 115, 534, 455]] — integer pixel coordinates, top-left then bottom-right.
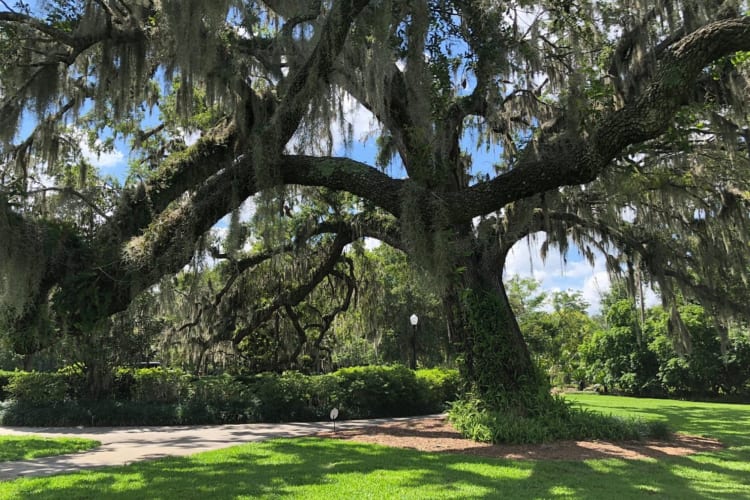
[[0, 370, 16, 401], [448, 396, 670, 444], [180, 374, 259, 424], [112, 368, 136, 400], [5, 372, 67, 405], [188, 375, 247, 405], [128, 368, 191, 403], [276, 371, 327, 420], [87, 401, 181, 426], [0, 400, 182, 426], [0, 401, 85, 426], [415, 368, 461, 411], [0, 366, 461, 426], [241, 366, 459, 423], [306, 373, 341, 417], [333, 365, 425, 419], [243, 371, 330, 422], [57, 364, 89, 401]]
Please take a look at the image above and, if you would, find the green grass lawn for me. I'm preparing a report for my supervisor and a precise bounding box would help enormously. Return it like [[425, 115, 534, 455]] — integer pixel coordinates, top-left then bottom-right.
[[0, 436, 100, 462], [1, 395, 749, 499]]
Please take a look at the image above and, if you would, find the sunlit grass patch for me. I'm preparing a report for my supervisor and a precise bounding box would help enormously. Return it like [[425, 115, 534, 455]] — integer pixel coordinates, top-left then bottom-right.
[[0, 436, 100, 462]]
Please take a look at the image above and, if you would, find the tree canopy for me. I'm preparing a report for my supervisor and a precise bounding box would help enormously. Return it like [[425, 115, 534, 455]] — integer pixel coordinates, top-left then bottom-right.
[[2, 0, 750, 411]]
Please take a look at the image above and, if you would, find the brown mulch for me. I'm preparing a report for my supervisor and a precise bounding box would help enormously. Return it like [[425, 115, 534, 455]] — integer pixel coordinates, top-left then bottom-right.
[[314, 417, 723, 461]]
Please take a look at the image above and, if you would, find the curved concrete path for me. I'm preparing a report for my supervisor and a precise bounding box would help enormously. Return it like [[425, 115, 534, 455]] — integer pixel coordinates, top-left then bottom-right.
[[0, 415, 435, 481]]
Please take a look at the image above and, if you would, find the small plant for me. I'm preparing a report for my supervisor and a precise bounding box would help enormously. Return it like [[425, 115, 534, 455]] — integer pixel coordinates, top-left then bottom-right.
[[644, 420, 673, 440]]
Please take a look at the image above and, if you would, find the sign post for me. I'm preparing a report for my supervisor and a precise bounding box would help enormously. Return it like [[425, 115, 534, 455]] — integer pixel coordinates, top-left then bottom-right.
[[330, 407, 339, 432]]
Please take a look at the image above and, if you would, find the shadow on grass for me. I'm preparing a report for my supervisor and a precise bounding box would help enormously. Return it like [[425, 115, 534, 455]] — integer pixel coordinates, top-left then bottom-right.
[[2, 437, 749, 499]]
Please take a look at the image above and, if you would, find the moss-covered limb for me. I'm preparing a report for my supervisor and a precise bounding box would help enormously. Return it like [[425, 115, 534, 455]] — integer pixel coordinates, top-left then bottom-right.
[[121, 154, 399, 270], [98, 122, 238, 248], [180, 214, 398, 337], [176, 217, 349, 332], [122, 154, 254, 275], [442, 16, 750, 223], [259, 0, 372, 158], [280, 261, 355, 367], [0, 201, 99, 352], [143, 122, 238, 215], [104, 154, 400, 319], [297, 212, 402, 252], [281, 156, 404, 216], [0, 11, 79, 47], [177, 213, 400, 334]]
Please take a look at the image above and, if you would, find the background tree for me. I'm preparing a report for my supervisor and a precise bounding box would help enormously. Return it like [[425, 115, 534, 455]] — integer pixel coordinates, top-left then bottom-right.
[[580, 289, 750, 397], [329, 244, 447, 369], [2, 1, 750, 417], [580, 296, 661, 395], [507, 278, 597, 385]]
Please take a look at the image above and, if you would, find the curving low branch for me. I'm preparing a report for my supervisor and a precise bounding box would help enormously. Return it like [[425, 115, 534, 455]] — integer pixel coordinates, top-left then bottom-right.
[[231, 231, 352, 345]]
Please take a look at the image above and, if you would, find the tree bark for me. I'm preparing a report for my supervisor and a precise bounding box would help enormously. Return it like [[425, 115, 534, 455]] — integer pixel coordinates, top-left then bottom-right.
[[450, 243, 550, 414]]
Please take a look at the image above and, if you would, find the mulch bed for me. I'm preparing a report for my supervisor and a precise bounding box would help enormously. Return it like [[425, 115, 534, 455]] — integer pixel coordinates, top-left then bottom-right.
[[314, 417, 723, 461]]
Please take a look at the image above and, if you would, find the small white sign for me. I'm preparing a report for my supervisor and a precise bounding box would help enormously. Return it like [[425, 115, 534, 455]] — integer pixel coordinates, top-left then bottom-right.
[[330, 408, 339, 420]]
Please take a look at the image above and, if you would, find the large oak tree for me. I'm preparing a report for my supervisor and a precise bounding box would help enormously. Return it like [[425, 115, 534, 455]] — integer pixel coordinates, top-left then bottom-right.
[[2, 0, 750, 411]]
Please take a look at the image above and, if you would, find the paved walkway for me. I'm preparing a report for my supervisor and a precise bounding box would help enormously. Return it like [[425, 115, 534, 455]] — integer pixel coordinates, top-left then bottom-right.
[[0, 415, 433, 481]]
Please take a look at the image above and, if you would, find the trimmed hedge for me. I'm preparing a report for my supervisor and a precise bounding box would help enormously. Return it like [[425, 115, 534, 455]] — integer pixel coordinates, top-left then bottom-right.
[[334, 365, 424, 418], [416, 368, 462, 411], [0, 366, 460, 426], [5, 372, 67, 404]]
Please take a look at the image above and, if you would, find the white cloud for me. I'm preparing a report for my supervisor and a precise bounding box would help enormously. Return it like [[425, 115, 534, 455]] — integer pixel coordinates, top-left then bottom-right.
[[643, 287, 661, 309], [503, 234, 550, 281], [210, 226, 229, 241], [512, 6, 543, 32], [364, 237, 381, 250], [78, 135, 125, 169], [582, 271, 611, 314], [621, 206, 636, 223], [332, 92, 378, 153], [64, 127, 127, 172], [239, 197, 256, 221], [178, 128, 201, 146], [503, 233, 662, 315]]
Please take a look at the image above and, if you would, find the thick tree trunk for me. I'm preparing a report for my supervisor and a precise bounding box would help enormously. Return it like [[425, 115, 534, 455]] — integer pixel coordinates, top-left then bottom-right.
[[450, 247, 551, 415]]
